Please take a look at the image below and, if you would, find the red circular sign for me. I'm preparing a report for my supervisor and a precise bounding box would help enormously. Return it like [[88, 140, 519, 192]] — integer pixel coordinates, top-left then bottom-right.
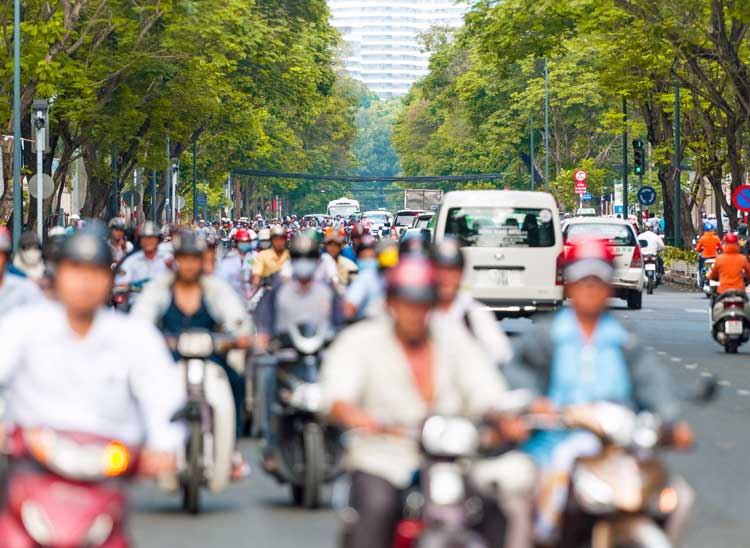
[[732, 185, 750, 212], [574, 170, 587, 182]]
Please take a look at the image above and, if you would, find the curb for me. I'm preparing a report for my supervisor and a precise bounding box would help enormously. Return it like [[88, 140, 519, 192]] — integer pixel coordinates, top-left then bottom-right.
[[664, 273, 697, 288]]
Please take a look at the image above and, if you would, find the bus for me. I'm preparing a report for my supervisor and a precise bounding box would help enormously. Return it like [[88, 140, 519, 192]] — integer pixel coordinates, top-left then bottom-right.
[[327, 197, 360, 219]]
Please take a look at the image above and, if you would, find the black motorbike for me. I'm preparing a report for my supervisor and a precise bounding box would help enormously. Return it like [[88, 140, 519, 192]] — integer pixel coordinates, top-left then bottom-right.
[[259, 323, 342, 508]]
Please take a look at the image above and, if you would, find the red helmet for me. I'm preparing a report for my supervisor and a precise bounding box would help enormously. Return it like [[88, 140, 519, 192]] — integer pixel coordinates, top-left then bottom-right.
[[234, 228, 252, 242], [725, 232, 739, 244], [564, 237, 616, 283]]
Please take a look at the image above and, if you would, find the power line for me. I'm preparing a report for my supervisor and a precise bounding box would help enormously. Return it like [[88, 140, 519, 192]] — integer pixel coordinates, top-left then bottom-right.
[[233, 169, 503, 183]]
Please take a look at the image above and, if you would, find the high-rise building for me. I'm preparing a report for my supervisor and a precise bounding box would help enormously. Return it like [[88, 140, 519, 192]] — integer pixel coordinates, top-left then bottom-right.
[[329, 0, 467, 97]]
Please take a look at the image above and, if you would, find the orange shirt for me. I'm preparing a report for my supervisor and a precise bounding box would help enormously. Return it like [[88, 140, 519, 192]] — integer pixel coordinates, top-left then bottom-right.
[[696, 232, 723, 258], [707, 245, 750, 293]]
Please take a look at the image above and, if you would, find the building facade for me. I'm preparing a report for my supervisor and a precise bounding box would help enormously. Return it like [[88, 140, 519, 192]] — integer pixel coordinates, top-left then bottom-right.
[[329, 0, 467, 97]]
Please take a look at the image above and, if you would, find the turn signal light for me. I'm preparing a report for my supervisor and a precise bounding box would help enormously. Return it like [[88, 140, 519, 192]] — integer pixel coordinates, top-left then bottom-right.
[[103, 442, 130, 477], [658, 487, 678, 514]]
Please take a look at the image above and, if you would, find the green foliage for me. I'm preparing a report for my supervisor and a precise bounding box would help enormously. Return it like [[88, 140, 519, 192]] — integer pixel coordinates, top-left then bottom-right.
[[663, 246, 698, 267]]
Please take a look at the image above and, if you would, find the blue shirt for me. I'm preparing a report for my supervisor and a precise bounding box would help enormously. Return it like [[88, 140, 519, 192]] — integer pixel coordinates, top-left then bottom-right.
[[345, 266, 384, 320], [341, 245, 357, 264], [525, 308, 632, 465]]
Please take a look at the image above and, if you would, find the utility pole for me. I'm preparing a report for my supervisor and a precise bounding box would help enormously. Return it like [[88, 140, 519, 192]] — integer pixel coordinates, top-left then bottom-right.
[[12, 0, 22, 252], [151, 170, 157, 223], [544, 58, 550, 192], [530, 113, 535, 191], [32, 100, 48, 241], [171, 156, 179, 224], [111, 145, 118, 219], [622, 98, 629, 219], [192, 142, 198, 222], [674, 77, 681, 248]]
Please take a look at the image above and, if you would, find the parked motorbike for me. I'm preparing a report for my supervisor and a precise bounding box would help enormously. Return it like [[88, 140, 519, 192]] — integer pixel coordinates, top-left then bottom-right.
[[261, 323, 342, 508], [165, 330, 242, 514], [0, 427, 138, 547], [699, 258, 718, 298], [711, 289, 750, 354], [642, 254, 661, 295], [544, 402, 693, 548]]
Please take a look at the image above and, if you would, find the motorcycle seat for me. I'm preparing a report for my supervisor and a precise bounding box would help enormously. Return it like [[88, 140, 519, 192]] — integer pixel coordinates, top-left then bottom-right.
[[715, 290, 749, 303]]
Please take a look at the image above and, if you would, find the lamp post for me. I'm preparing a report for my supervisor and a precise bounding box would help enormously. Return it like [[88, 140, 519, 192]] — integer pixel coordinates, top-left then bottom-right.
[[151, 170, 157, 223], [171, 156, 179, 224], [674, 77, 681, 248], [530, 113, 535, 191], [12, 0, 22, 252], [31, 99, 49, 242], [192, 142, 198, 222], [622, 98, 628, 219]]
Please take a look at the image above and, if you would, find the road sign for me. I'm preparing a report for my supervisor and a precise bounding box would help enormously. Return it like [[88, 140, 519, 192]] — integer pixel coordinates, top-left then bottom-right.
[[637, 185, 657, 206], [28, 174, 54, 199], [122, 190, 140, 207], [176, 195, 186, 210], [582, 192, 592, 200], [574, 181, 587, 194], [574, 169, 587, 183], [733, 185, 750, 212], [197, 193, 208, 207], [614, 205, 624, 215]]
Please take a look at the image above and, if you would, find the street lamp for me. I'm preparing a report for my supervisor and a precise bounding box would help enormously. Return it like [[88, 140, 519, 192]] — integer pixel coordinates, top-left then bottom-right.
[[171, 157, 179, 223], [31, 99, 49, 242]]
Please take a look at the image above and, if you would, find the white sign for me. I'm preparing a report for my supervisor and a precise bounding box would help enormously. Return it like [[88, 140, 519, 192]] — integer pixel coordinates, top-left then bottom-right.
[[574, 170, 587, 182]]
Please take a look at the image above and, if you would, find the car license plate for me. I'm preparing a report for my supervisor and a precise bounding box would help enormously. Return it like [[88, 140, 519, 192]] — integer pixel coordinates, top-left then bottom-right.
[[483, 269, 518, 286], [726, 320, 743, 335], [645, 264, 656, 271]]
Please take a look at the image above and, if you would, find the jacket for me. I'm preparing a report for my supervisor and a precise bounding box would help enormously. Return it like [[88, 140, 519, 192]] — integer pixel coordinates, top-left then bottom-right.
[[505, 314, 680, 423], [131, 273, 253, 337], [695, 231, 723, 258], [707, 244, 750, 294]]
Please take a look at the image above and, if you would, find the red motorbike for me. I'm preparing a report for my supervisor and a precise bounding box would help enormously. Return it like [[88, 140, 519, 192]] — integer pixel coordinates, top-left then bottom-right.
[[0, 427, 139, 547]]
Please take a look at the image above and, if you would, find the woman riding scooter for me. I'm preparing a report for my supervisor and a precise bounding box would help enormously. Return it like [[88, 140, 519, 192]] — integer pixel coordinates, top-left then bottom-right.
[[706, 232, 750, 299]]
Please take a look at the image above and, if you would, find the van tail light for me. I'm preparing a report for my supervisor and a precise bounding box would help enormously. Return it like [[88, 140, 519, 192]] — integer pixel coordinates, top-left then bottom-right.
[[630, 244, 643, 268], [724, 301, 745, 310], [556, 252, 565, 286]]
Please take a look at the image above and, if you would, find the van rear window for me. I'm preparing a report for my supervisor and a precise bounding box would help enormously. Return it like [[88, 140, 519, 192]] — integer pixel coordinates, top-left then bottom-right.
[[564, 223, 637, 247], [445, 207, 556, 248]]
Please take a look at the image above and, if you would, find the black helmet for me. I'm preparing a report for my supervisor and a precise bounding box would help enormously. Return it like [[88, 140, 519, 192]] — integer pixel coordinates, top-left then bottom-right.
[[19, 230, 41, 250], [289, 233, 320, 260], [173, 230, 206, 256], [60, 228, 113, 269], [430, 238, 464, 269], [399, 230, 430, 258], [386, 257, 437, 304]]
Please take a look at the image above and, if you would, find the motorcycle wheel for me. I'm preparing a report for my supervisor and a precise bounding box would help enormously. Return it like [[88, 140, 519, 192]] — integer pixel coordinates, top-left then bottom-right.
[[647, 277, 654, 295], [301, 422, 325, 509], [725, 341, 740, 354], [183, 421, 202, 515]]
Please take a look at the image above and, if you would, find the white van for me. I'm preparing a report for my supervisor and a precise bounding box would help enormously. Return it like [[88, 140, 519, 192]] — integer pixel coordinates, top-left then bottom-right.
[[434, 190, 564, 318]]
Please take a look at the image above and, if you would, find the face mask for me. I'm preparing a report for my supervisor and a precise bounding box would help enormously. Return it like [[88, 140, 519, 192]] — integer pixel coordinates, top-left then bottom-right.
[[259, 241, 271, 250], [20, 248, 42, 265], [359, 258, 378, 272], [292, 258, 318, 281], [238, 242, 256, 253]]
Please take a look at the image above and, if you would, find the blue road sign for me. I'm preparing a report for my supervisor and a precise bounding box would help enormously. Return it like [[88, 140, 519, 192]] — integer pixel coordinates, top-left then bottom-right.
[[637, 185, 657, 206], [582, 192, 592, 200], [614, 205, 624, 215], [197, 194, 208, 207]]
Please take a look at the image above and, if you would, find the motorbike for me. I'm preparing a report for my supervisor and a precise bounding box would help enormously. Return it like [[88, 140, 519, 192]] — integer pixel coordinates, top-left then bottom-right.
[[260, 323, 342, 508], [544, 402, 693, 548], [0, 427, 139, 547], [642, 254, 661, 295], [164, 330, 242, 514], [711, 289, 750, 354], [699, 258, 718, 298], [111, 283, 144, 312]]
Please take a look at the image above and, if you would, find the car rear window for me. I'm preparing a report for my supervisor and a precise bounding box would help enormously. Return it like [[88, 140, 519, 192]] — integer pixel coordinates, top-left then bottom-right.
[[565, 223, 637, 246], [445, 207, 556, 248], [395, 212, 419, 226]]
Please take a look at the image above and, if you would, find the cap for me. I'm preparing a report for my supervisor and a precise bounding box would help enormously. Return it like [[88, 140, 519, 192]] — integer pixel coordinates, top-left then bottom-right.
[[431, 238, 464, 269], [386, 257, 438, 304], [173, 230, 207, 256], [564, 237, 616, 283], [60, 230, 113, 268]]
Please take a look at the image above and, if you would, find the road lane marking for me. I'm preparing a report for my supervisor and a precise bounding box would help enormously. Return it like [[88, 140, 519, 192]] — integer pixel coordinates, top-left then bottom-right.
[[645, 346, 655, 351], [685, 363, 698, 369], [685, 308, 708, 314], [718, 380, 731, 387], [657, 351, 667, 356], [738, 389, 750, 397], [700, 372, 713, 378], [670, 357, 682, 363]]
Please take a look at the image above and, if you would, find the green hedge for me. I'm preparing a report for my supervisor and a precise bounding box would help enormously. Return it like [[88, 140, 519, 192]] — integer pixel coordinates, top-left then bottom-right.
[[663, 246, 698, 266]]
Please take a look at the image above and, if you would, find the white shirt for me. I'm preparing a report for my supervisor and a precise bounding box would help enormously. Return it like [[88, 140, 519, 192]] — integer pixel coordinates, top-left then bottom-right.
[[638, 230, 665, 256], [321, 315, 508, 487], [110, 240, 134, 264], [216, 250, 256, 297], [115, 250, 171, 286], [0, 272, 44, 316], [0, 302, 185, 450]]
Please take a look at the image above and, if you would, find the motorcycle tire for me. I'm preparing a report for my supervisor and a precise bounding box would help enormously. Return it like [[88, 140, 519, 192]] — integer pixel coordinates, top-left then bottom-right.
[[627, 291, 643, 310], [301, 422, 325, 509], [725, 341, 740, 354], [183, 421, 202, 515], [647, 278, 654, 295]]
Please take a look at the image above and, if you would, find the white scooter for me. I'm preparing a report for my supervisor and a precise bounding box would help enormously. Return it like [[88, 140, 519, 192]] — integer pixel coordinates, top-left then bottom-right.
[[163, 330, 240, 514]]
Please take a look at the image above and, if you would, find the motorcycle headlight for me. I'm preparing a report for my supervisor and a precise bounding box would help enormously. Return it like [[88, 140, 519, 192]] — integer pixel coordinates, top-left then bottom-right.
[[421, 416, 479, 458], [572, 469, 615, 514], [646, 485, 679, 516], [177, 331, 214, 358], [428, 463, 465, 506], [21, 501, 53, 545], [85, 514, 114, 546], [289, 383, 322, 413], [186, 359, 206, 386]]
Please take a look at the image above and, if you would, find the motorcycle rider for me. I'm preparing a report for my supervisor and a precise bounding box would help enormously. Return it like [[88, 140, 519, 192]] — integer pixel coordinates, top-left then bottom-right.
[[321, 226, 358, 288], [251, 225, 289, 287], [108, 217, 134, 264], [638, 224, 666, 275], [254, 233, 345, 471], [203, 235, 219, 275], [0, 227, 43, 314], [0, 227, 184, 476], [115, 221, 171, 294], [507, 236, 695, 546], [257, 227, 272, 250], [430, 238, 513, 367], [706, 232, 750, 298], [695, 226, 723, 273], [132, 230, 253, 478], [13, 230, 46, 282], [344, 234, 385, 321], [322, 257, 534, 548], [341, 222, 366, 263], [216, 228, 258, 297], [195, 219, 210, 239]]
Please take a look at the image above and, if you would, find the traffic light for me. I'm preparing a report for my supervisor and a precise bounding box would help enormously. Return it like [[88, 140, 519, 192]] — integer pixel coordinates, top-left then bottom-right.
[[633, 139, 645, 176]]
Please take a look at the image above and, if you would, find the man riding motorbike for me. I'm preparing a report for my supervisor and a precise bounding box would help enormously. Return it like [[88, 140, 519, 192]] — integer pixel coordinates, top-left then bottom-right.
[[13, 230, 46, 282], [430, 238, 513, 368], [321, 226, 358, 289], [638, 225, 666, 275], [108, 217, 134, 264], [115, 221, 171, 297], [252, 225, 289, 287], [506, 236, 695, 547], [0, 226, 184, 479], [344, 234, 385, 321], [216, 228, 258, 297], [321, 257, 534, 548], [695, 227, 723, 273], [0, 227, 43, 314], [132, 230, 253, 478], [706, 232, 750, 298], [258, 227, 272, 250]]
